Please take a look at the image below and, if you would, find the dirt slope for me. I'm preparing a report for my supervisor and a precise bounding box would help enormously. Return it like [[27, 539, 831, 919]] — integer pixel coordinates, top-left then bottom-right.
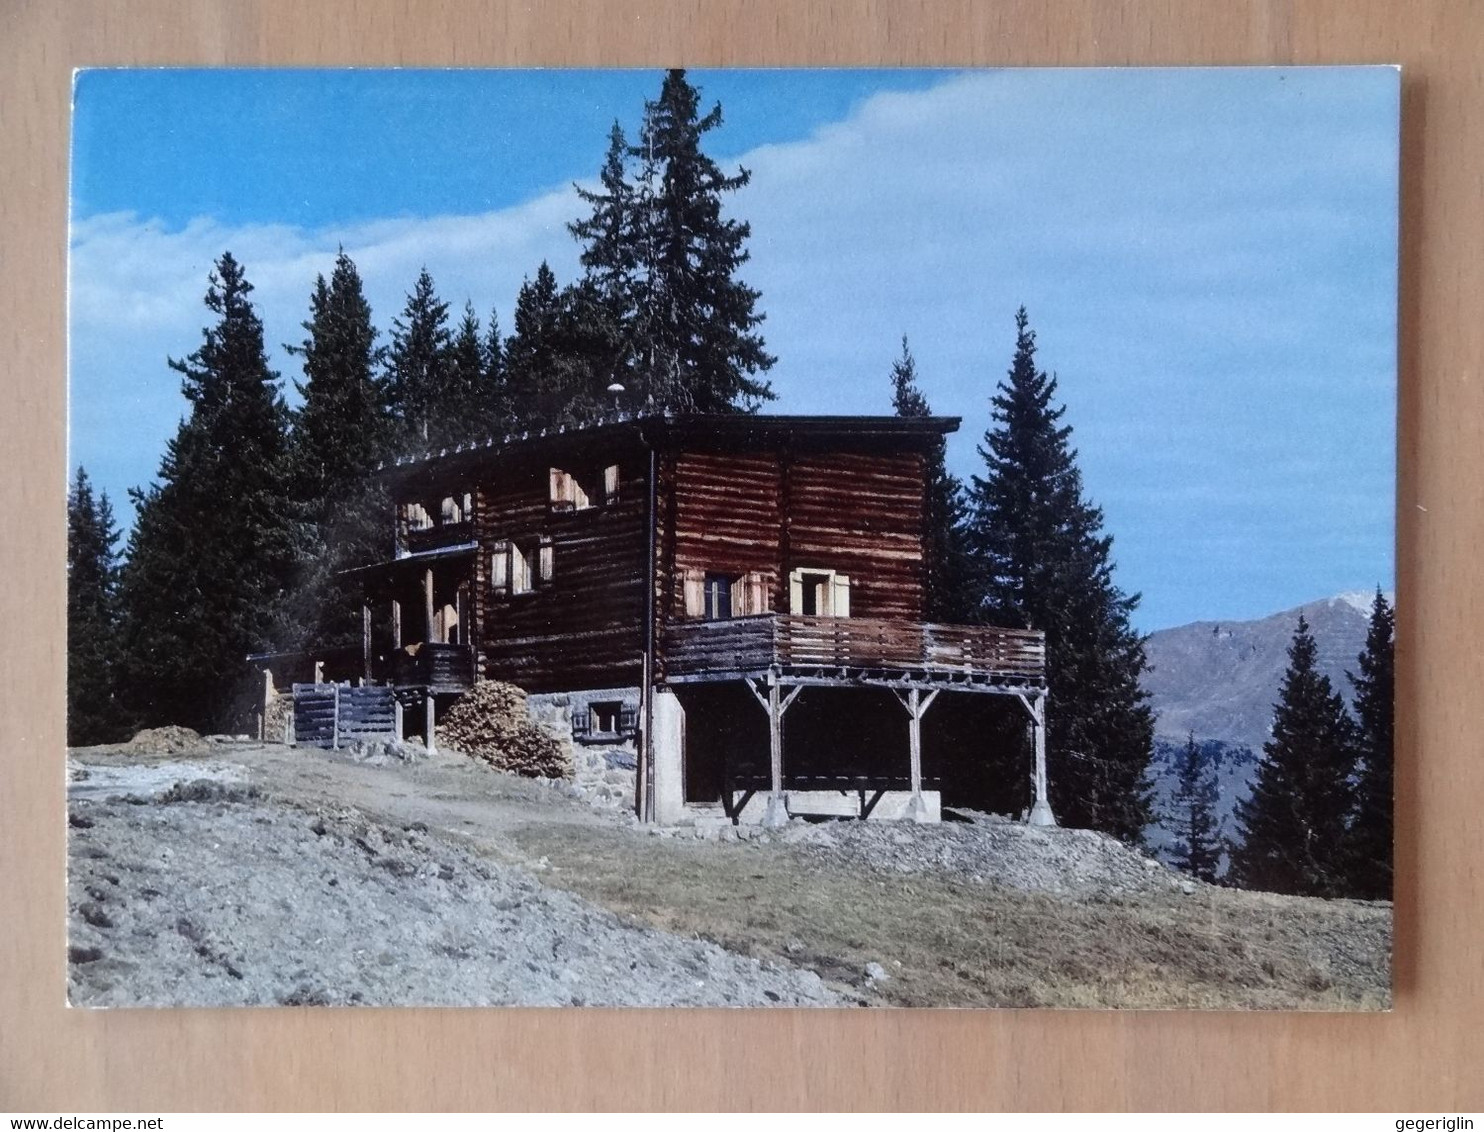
[[66, 738, 1391, 1010]]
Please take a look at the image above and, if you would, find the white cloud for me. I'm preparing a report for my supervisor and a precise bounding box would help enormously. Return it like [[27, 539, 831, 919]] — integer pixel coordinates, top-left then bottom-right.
[[69, 69, 1397, 628]]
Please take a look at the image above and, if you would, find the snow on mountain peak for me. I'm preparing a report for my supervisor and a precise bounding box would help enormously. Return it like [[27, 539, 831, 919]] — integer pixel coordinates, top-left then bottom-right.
[[1331, 590, 1394, 616]]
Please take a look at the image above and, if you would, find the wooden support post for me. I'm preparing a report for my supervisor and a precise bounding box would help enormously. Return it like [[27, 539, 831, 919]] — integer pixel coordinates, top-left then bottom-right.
[[748, 675, 800, 828], [423, 567, 436, 644], [313, 660, 324, 685], [424, 692, 436, 754], [331, 682, 341, 750], [896, 688, 939, 823], [362, 602, 373, 683], [259, 668, 274, 742], [390, 599, 402, 649], [1015, 690, 1056, 827]]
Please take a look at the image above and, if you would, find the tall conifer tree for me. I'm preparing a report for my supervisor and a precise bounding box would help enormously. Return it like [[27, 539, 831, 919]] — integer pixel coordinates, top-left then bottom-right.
[[569, 70, 775, 412], [966, 307, 1154, 840], [503, 262, 565, 430], [1231, 614, 1357, 897], [888, 336, 974, 622], [284, 250, 389, 649], [444, 301, 491, 445], [1167, 733, 1221, 883], [384, 268, 452, 448], [68, 467, 125, 744], [1345, 590, 1395, 899], [118, 253, 303, 731]]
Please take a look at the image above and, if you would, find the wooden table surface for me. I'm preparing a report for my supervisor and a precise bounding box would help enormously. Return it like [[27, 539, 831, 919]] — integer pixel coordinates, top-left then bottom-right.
[[2, 0, 1481, 1112]]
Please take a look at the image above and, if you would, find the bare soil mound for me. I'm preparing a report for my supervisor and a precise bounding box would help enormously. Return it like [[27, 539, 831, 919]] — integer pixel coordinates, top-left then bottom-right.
[[67, 786, 841, 1008], [125, 725, 203, 755]]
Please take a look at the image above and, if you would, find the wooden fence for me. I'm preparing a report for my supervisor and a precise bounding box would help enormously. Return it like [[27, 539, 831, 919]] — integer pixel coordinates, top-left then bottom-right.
[[292, 684, 399, 748]]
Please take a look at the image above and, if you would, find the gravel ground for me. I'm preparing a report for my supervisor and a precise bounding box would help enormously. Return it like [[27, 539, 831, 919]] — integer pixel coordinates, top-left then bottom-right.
[[66, 782, 842, 1008], [778, 810, 1199, 898]]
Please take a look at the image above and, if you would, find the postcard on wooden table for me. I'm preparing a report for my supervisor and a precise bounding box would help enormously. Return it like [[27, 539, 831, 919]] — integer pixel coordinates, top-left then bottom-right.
[[66, 67, 1398, 1009]]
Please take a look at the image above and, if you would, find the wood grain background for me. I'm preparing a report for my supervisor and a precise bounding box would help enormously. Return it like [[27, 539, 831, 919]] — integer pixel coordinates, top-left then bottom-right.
[[3, 0, 1481, 1112]]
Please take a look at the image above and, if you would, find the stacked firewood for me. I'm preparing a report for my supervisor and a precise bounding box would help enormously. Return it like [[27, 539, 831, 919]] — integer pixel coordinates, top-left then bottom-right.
[[436, 681, 572, 779]]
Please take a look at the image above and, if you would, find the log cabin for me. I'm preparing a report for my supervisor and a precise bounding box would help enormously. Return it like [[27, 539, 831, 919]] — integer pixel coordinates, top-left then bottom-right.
[[319, 413, 1053, 827]]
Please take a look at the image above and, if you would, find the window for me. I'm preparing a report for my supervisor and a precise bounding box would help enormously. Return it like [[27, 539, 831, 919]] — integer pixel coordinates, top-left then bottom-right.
[[490, 539, 552, 598], [682, 569, 770, 619], [702, 574, 733, 620], [789, 567, 851, 617], [550, 467, 598, 512], [404, 501, 433, 531], [511, 543, 532, 594], [573, 700, 638, 741], [551, 465, 619, 511]]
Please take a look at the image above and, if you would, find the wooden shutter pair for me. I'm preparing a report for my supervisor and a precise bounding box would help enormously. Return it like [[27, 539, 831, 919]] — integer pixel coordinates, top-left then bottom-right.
[[787, 568, 852, 617], [490, 541, 550, 595]]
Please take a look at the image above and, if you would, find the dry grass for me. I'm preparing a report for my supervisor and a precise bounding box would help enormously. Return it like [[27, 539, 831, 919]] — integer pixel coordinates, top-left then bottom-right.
[[511, 824, 1392, 1010]]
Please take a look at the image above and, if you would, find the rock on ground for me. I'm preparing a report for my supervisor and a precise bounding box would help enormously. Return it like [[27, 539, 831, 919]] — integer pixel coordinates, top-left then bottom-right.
[[67, 787, 842, 1008]]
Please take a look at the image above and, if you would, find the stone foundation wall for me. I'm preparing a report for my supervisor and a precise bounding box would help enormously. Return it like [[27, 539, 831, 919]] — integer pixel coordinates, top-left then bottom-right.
[[525, 688, 640, 809]]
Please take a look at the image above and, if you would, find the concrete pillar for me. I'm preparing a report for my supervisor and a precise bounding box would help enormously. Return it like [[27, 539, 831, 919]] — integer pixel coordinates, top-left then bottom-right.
[[651, 688, 686, 825], [1027, 691, 1056, 827], [424, 692, 437, 754]]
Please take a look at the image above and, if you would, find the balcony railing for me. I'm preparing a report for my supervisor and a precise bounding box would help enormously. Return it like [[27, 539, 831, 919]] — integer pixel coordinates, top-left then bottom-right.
[[377, 642, 477, 691], [662, 614, 1045, 684]]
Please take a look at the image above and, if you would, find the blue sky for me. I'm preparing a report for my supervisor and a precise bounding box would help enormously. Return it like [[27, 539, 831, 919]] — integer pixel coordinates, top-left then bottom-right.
[[68, 67, 1399, 630]]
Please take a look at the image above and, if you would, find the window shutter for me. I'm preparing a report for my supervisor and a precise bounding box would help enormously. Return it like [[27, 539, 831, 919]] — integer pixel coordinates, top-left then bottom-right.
[[604, 464, 621, 504], [538, 537, 555, 584], [744, 571, 768, 615], [490, 541, 510, 595], [831, 573, 851, 618], [729, 576, 745, 617], [788, 569, 804, 615], [682, 568, 706, 618], [511, 543, 530, 594]]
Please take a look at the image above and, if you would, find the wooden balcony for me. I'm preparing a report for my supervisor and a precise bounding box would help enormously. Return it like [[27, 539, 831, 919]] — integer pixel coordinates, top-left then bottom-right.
[[377, 642, 478, 692], [662, 614, 1045, 690]]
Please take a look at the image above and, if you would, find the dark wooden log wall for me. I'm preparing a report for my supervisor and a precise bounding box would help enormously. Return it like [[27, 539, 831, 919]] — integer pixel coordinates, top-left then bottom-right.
[[664, 446, 928, 622], [470, 453, 649, 693]]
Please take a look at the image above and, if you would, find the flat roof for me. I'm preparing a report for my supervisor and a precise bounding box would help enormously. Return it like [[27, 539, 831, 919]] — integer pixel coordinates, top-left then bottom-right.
[[380, 411, 961, 479]]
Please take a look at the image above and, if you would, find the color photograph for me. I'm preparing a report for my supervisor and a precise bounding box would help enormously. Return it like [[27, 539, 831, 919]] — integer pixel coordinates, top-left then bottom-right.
[[65, 67, 1398, 1009]]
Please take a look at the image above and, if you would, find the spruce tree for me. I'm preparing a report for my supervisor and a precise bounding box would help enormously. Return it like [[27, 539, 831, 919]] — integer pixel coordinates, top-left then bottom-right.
[[966, 307, 1154, 840], [570, 121, 643, 382], [284, 250, 390, 650], [480, 306, 508, 435], [118, 252, 303, 732], [1167, 733, 1221, 883], [502, 262, 565, 430], [444, 301, 491, 445], [1231, 614, 1357, 897], [384, 268, 452, 448], [569, 70, 775, 413], [888, 336, 975, 623], [1345, 589, 1395, 899], [67, 467, 125, 744]]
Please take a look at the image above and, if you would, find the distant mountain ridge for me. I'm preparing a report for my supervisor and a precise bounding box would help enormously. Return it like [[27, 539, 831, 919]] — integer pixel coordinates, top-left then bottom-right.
[[1141, 592, 1388, 753], [1139, 591, 1390, 873]]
